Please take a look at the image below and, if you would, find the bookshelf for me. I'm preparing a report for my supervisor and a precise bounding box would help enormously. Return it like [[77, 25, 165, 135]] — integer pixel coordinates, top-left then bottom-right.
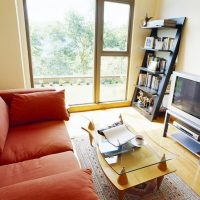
[[132, 17, 186, 121]]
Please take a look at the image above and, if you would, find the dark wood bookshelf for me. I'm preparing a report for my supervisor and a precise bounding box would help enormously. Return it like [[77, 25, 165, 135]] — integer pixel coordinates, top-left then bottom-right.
[[142, 48, 172, 53], [135, 85, 158, 96], [140, 67, 164, 75], [141, 25, 178, 29], [132, 102, 152, 116], [132, 17, 186, 121]]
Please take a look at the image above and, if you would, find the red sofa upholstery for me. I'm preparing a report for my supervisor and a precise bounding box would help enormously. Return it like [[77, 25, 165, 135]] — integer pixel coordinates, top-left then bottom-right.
[[0, 89, 99, 200]]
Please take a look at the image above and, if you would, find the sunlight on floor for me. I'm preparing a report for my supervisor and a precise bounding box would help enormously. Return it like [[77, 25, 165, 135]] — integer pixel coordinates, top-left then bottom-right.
[[67, 107, 165, 138]]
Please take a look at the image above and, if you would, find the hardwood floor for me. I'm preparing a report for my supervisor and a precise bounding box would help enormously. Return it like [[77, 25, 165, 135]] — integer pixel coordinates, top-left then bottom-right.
[[66, 107, 200, 196]]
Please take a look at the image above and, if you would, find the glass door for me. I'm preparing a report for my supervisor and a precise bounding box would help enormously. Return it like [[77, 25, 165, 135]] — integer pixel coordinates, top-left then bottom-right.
[[25, 0, 133, 106], [98, 0, 133, 102], [25, 0, 96, 105]]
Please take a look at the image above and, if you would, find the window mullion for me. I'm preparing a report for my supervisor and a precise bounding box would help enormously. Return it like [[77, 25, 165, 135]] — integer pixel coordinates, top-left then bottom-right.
[[95, 0, 104, 103]]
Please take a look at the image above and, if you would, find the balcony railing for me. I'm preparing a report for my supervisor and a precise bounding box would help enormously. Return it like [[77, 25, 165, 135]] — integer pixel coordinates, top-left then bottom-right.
[[34, 75, 127, 86]]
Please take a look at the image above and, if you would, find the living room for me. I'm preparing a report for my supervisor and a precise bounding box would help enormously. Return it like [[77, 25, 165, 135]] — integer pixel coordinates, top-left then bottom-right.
[[0, 0, 200, 199]]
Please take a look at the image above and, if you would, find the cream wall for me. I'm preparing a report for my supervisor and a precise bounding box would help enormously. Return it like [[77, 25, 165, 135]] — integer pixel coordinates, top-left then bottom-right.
[[127, 0, 158, 100], [155, 0, 200, 75], [0, 0, 25, 89]]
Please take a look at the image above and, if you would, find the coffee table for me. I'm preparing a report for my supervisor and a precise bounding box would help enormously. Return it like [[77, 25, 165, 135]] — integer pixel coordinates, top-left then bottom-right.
[[85, 123, 176, 200]]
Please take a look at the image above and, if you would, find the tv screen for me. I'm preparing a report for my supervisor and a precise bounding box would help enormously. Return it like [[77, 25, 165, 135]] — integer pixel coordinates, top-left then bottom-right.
[[172, 77, 200, 119]]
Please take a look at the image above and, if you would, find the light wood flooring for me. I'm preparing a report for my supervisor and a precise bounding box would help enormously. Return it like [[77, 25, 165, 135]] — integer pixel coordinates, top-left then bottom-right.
[[66, 107, 200, 196]]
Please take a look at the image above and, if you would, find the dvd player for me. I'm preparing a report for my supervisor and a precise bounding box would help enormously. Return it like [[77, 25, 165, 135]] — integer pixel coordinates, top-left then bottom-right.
[[173, 121, 200, 141]]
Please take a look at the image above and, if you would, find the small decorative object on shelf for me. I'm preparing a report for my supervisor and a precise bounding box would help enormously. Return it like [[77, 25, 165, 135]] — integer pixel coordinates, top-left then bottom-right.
[[132, 17, 186, 121], [136, 90, 154, 113], [137, 91, 145, 107], [145, 19, 176, 28], [148, 98, 154, 113], [143, 13, 153, 27], [144, 37, 154, 49]]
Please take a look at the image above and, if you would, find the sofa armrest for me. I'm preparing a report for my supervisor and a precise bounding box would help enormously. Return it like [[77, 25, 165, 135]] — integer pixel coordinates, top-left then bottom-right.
[[0, 169, 99, 200]]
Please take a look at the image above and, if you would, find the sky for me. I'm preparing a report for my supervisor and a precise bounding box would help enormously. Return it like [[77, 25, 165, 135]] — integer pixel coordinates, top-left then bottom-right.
[[27, 0, 94, 22], [26, 0, 130, 27]]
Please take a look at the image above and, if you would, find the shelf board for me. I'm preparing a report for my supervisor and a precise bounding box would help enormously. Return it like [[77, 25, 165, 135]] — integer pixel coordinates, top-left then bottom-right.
[[141, 25, 177, 29], [142, 48, 172, 53], [136, 85, 158, 95], [133, 102, 152, 115], [170, 132, 200, 158], [140, 67, 164, 75]]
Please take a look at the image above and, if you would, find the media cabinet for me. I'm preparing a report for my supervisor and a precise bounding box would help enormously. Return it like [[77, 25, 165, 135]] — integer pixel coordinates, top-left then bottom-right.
[[163, 109, 200, 160]]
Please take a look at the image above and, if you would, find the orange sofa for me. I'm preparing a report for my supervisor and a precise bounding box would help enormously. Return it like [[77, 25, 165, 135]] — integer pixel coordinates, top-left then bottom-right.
[[0, 89, 99, 200]]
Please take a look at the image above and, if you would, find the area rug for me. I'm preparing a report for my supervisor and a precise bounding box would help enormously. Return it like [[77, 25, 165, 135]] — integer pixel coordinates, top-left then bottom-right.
[[72, 134, 200, 200]]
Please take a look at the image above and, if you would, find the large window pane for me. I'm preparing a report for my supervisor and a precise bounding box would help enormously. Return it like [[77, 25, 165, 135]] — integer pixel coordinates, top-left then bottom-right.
[[103, 2, 130, 51], [100, 56, 128, 102], [26, 0, 95, 105]]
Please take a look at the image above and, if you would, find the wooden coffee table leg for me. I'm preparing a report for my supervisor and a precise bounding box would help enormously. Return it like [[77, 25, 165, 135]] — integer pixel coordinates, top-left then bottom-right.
[[118, 190, 125, 200], [81, 127, 94, 146], [157, 176, 164, 190]]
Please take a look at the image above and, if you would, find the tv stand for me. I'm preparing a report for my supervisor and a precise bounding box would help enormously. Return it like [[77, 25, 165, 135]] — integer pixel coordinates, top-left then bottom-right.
[[163, 110, 200, 159]]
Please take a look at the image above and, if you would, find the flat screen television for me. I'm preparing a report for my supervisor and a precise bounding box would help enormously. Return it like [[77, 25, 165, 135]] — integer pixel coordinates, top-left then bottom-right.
[[168, 72, 200, 129]]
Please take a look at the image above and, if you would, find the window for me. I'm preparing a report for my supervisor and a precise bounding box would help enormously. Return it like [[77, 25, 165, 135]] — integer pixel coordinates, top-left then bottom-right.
[[98, 1, 132, 102], [24, 0, 133, 106]]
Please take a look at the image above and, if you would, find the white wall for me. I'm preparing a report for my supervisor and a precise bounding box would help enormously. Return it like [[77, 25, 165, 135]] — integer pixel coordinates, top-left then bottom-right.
[[0, 0, 25, 89], [155, 0, 200, 75]]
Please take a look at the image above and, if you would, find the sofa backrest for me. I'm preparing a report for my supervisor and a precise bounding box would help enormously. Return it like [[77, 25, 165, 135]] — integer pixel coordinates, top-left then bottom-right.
[[0, 88, 56, 107], [0, 88, 69, 128], [0, 97, 9, 155]]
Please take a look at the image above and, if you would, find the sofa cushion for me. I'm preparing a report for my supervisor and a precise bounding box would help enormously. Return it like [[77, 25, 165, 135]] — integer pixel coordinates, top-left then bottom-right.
[[0, 121, 73, 165], [0, 88, 55, 107], [0, 97, 9, 155], [0, 169, 99, 200], [10, 90, 69, 126], [0, 151, 79, 187]]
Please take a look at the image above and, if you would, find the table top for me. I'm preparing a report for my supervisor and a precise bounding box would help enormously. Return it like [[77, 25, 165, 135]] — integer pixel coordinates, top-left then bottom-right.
[[94, 126, 175, 175], [90, 116, 176, 190]]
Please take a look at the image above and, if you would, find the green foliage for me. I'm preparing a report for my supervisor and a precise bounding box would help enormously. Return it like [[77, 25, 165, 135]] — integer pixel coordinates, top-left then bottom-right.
[[30, 11, 127, 77]]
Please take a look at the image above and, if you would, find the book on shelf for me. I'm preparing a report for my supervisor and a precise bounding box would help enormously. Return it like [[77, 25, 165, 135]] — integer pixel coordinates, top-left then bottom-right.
[[154, 37, 163, 50], [138, 73, 147, 86], [146, 53, 154, 66], [162, 37, 174, 51], [100, 124, 134, 147], [146, 73, 153, 88], [162, 37, 170, 50], [166, 75, 172, 93], [151, 76, 162, 91], [148, 60, 158, 72], [169, 38, 174, 50], [144, 36, 174, 51], [146, 19, 176, 28], [159, 58, 166, 73], [146, 53, 166, 72]]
